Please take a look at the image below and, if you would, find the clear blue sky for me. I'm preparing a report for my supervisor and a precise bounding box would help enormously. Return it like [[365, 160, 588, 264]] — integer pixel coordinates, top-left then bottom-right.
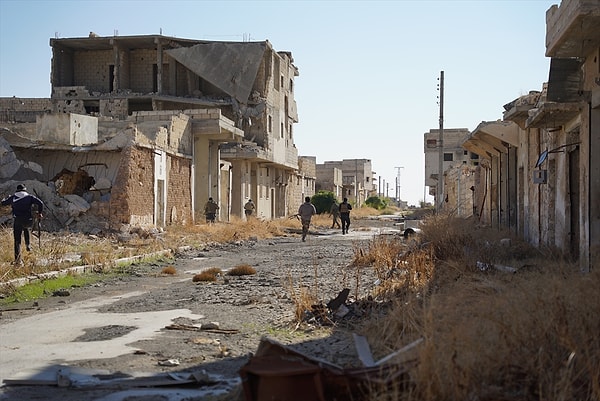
[[0, 0, 557, 205]]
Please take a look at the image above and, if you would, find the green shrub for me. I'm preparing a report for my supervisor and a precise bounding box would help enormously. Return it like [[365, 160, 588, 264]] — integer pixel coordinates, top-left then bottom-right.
[[311, 191, 337, 214], [365, 195, 388, 210]]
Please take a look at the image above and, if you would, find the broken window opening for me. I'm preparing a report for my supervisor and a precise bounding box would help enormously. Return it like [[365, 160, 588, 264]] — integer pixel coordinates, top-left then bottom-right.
[[52, 168, 96, 197], [153, 64, 158, 93], [109, 65, 115, 92], [84, 100, 100, 115]]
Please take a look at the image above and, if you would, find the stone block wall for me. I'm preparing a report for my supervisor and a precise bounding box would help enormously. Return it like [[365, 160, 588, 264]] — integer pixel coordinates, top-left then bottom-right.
[[130, 49, 156, 93], [298, 156, 316, 177], [73, 50, 113, 93], [100, 98, 128, 119], [0, 97, 53, 123], [167, 155, 192, 224], [110, 145, 154, 226]]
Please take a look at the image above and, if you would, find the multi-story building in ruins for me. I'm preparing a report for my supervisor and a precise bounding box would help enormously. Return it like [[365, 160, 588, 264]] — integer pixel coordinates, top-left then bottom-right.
[[424, 128, 480, 205], [460, 0, 599, 271], [315, 163, 343, 199], [293, 156, 317, 204], [318, 159, 374, 205], [0, 34, 301, 229]]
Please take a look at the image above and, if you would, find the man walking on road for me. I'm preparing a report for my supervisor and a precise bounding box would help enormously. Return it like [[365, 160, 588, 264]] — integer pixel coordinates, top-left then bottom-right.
[[1, 184, 44, 264], [339, 197, 352, 234], [298, 196, 317, 242], [329, 200, 341, 229], [204, 197, 219, 223]]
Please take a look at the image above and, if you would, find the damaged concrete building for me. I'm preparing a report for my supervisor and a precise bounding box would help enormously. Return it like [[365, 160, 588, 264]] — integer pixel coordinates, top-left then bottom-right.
[[0, 34, 302, 230], [424, 128, 480, 208], [317, 159, 375, 205], [447, 0, 599, 271]]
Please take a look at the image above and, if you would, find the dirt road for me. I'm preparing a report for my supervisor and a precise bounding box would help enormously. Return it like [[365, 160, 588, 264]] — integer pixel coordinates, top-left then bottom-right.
[[0, 218, 400, 401]]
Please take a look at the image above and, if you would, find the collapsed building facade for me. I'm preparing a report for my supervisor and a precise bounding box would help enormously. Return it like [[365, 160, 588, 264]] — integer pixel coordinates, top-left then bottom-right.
[[423, 128, 480, 211], [0, 34, 304, 230], [441, 0, 599, 271]]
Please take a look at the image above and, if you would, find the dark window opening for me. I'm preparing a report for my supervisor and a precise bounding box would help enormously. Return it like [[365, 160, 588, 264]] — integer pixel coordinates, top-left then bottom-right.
[[444, 153, 453, 161], [109, 65, 115, 92], [153, 64, 158, 93], [84, 100, 100, 114]]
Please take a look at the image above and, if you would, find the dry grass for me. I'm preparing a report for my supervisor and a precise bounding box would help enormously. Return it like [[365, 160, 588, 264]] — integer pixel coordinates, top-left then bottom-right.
[[289, 284, 320, 323], [354, 214, 600, 401], [192, 267, 223, 282], [161, 266, 176, 275], [0, 216, 298, 285], [227, 264, 256, 276], [164, 216, 288, 247]]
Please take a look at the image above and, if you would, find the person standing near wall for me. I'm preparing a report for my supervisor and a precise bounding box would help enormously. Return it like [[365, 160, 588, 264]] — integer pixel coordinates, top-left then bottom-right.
[[298, 196, 317, 242], [1, 184, 44, 264], [339, 197, 352, 234], [244, 199, 256, 218], [204, 197, 219, 223]]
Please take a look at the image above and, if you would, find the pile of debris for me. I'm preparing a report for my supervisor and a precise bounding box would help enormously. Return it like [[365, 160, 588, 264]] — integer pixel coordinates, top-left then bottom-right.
[[0, 179, 110, 235]]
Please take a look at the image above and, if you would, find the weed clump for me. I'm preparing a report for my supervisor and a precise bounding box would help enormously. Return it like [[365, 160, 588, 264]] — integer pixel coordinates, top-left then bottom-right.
[[161, 266, 176, 275], [192, 267, 222, 282], [227, 264, 256, 276]]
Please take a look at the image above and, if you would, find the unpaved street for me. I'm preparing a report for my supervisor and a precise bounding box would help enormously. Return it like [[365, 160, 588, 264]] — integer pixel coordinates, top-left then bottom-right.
[[0, 219, 399, 401]]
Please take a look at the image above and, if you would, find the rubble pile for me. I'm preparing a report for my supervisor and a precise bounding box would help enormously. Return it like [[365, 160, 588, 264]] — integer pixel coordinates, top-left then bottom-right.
[[0, 179, 109, 235]]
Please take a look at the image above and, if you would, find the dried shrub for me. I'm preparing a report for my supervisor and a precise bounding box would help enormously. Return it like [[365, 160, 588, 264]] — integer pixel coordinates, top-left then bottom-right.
[[351, 235, 407, 270], [290, 286, 319, 323], [227, 264, 256, 276], [360, 219, 600, 401], [161, 266, 176, 275], [192, 267, 222, 282]]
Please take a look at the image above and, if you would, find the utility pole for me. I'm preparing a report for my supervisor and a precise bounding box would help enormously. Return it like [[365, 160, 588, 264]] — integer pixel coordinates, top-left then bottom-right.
[[395, 166, 404, 203], [437, 70, 444, 212]]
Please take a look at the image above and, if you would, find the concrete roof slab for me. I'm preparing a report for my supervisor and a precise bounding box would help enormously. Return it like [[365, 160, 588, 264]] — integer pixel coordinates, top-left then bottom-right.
[[166, 42, 267, 104]]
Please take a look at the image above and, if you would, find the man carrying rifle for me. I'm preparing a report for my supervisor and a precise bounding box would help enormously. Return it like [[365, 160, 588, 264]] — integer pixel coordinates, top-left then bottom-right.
[[1, 184, 44, 265]]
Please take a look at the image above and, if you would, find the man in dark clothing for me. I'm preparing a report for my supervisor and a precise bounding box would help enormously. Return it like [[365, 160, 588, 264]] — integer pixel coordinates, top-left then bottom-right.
[[1, 184, 44, 263], [338, 197, 352, 234], [204, 197, 219, 223], [244, 199, 256, 218]]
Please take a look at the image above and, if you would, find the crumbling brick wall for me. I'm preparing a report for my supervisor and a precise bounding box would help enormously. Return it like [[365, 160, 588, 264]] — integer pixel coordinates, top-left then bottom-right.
[[100, 98, 128, 119], [167, 156, 192, 224], [110, 145, 154, 226], [0, 97, 53, 123]]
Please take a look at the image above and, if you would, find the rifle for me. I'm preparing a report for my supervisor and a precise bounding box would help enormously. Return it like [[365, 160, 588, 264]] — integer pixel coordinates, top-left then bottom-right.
[[32, 210, 42, 248]]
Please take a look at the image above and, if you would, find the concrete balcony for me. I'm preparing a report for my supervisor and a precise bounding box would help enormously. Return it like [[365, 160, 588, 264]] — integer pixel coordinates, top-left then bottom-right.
[[546, 0, 600, 58]]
